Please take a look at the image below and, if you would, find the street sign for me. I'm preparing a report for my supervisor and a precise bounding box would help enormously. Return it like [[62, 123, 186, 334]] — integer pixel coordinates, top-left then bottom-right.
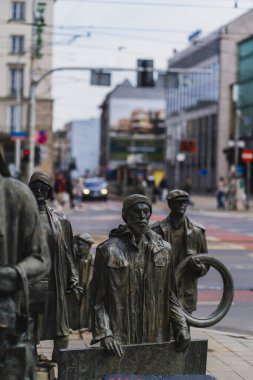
[[241, 149, 253, 163], [10, 131, 27, 140]]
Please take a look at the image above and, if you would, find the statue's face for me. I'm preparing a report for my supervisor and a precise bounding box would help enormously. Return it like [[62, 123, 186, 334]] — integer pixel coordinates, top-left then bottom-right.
[[30, 181, 51, 202], [168, 199, 188, 216], [125, 203, 151, 235], [74, 241, 91, 258]]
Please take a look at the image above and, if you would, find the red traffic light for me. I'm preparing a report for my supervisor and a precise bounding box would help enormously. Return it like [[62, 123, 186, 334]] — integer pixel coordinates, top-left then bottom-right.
[[24, 149, 30, 157]]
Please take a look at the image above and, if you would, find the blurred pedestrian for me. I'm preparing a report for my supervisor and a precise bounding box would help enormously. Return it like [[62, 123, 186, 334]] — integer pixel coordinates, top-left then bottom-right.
[[183, 176, 194, 206], [73, 177, 84, 209], [159, 175, 169, 201], [216, 176, 226, 209]]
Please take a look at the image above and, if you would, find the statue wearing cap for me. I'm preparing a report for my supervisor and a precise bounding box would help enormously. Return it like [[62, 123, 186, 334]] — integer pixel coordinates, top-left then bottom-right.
[[91, 194, 190, 358], [152, 189, 208, 314], [67, 233, 95, 330], [29, 171, 83, 363]]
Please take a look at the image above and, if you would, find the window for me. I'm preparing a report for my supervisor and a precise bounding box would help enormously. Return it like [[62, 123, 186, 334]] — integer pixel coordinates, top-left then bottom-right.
[[11, 2, 26, 20], [10, 35, 24, 54], [8, 105, 23, 133], [9, 67, 24, 97], [8, 105, 17, 132]]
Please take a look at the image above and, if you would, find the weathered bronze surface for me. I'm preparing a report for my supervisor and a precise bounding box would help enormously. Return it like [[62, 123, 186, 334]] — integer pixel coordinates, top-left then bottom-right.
[[0, 155, 51, 379], [152, 189, 208, 313], [58, 340, 207, 380], [91, 194, 190, 357], [77, 233, 94, 329], [29, 171, 82, 362]]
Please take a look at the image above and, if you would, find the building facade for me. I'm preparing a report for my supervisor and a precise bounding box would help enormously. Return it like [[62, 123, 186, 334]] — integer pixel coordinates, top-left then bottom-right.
[[166, 10, 253, 192], [64, 119, 100, 178], [0, 0, 55, 174], [100, 79, 166, 177]]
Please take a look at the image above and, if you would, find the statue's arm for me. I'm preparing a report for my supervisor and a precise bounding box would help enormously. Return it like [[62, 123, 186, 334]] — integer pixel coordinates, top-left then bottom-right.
[[168, 258, 190, 352], [90, 246, 113, 344]]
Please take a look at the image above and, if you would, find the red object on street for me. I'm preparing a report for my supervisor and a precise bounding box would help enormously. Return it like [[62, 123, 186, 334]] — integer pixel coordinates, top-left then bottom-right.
[[241, 149, 253, 163]]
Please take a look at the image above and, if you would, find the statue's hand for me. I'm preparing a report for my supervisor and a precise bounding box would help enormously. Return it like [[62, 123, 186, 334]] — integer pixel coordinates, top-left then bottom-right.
[[101, 336, 123, 358], [0, 266, 19, 294], [174, 328, 191, 353], [188, 257, 209, 277], [66, 283, 84, 296]]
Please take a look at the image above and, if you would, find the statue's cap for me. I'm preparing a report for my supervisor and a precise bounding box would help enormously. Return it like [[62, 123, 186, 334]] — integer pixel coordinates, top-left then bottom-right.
[[74, 233, 94, 244], [122, 194, 152, 217], [29, 171, 53, 189], [166, 189, 189, 202]]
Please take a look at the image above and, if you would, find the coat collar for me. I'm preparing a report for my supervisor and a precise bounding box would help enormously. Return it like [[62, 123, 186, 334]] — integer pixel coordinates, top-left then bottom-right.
[[109, 224, 166, 254], [159, 215, 194, 236]]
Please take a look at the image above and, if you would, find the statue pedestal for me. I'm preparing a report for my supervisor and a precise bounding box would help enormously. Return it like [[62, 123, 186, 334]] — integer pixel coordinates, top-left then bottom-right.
[[58, 340, 207, 380]]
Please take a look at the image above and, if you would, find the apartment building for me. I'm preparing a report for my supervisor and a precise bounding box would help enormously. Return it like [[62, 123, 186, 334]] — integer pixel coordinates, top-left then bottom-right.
[[0, 0, 55, 174]]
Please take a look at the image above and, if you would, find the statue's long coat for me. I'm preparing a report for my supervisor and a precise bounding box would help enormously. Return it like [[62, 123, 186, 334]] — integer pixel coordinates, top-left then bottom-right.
[[91, 225, 186, 345], [152, 216, 208, 312], [41, 207, 78, 338]]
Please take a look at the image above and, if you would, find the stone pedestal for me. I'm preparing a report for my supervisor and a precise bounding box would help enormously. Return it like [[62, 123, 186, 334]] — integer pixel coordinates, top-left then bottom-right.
[[58, 340, 207, 380]]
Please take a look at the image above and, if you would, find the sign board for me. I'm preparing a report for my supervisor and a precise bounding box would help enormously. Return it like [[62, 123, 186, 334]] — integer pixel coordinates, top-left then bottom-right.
[[91, 70, 111, 86], [10, 131, 27, 140], [241, 149, 253, 163]]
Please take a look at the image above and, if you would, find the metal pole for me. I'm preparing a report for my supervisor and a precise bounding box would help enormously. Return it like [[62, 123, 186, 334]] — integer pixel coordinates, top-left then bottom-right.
[[234, 109, 240, 172], [15, 67, 22, 172], [246, 162, 251, 209], [27, 0, 37, 180]]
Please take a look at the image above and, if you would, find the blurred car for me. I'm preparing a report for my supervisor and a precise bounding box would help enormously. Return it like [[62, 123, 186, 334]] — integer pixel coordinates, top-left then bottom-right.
[[82, 177, 108, 201]]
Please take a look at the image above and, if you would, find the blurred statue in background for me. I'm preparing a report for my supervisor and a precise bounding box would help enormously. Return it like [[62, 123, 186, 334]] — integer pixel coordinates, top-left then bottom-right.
[[152, 189, 208, 314], [29, 171, 83, 363], [0, 153, 50, 379], [73, 233, 95, 330]]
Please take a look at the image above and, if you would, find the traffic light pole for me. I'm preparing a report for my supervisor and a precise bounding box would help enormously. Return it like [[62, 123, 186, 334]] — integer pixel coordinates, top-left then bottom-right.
[[27, 0, 37, 180]]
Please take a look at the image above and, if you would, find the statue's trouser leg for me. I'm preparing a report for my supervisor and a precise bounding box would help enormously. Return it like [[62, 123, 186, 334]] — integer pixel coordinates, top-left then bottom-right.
[[52, 335, 69, 363]]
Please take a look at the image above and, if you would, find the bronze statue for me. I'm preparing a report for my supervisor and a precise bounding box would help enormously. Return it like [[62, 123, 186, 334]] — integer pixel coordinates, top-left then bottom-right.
[[152, 189, 208, 313], [29, 171, 83, 363], [91, 194, 190, 358], [74, 233, 95, 329], [0, 153, 50, 379]]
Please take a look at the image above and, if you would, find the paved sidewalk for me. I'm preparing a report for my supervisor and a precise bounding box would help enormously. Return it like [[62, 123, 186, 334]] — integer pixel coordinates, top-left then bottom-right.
[[37, 328, 253, 380]]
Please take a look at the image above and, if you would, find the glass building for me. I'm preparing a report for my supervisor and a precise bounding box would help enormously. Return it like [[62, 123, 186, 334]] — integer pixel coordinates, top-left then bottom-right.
[[237, 36, 253, 139]]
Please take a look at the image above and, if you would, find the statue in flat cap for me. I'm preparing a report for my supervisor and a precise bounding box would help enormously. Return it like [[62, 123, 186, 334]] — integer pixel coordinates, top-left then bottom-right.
[[29, 171, 83, 363], [152, 189, 208, 314], [68, 233, 95, 330], [91, 194, 190, 358]]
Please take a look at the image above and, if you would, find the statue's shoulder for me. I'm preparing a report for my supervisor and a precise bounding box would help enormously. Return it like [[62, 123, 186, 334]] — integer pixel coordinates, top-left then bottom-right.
[[3, 177, 37, 209], [188, 217, 206, 232], [97, 236, 122, 251], [48, 207, 67, 220], [151, 217, 168, 230]]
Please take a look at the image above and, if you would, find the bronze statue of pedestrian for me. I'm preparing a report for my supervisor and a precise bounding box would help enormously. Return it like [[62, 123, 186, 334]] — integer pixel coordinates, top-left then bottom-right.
[[91, 194, 190, 357], [29, 171, 83, 363], [152, 189, 208, 313]]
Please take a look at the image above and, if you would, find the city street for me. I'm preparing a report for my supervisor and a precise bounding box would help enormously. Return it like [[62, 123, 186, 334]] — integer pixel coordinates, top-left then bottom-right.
[[67, 198, 253, 336]]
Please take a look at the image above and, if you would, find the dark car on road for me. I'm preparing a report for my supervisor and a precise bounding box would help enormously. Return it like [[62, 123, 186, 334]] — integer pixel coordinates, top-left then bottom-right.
[[82, 177, 108, 200]]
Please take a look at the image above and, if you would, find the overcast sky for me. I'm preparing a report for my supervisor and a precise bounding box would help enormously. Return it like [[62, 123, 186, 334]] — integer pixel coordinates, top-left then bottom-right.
[[52, 0, 252, 130]]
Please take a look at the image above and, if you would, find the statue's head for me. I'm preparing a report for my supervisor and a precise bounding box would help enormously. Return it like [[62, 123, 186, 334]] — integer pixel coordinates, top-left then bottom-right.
[[166, 189, 189, 216], [74, 233, 94, 259], [29, 171, 53, 202], [122, 194, 152, 235]]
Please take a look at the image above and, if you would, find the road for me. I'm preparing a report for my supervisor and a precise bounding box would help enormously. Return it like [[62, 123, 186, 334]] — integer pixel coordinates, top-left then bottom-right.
[[66, 199, 253, 336]]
